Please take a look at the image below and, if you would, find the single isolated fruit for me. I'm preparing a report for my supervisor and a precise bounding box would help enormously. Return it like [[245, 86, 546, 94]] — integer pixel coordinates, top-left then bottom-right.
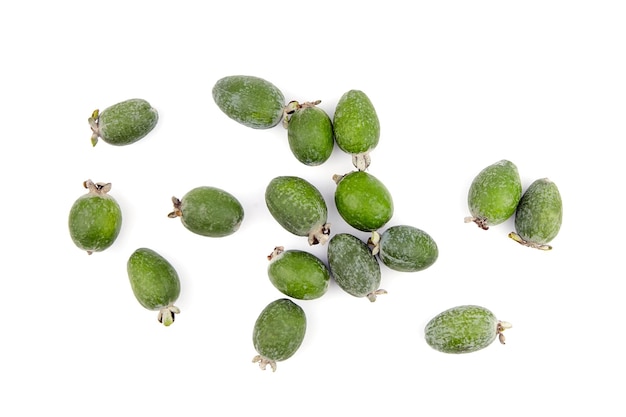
[[327, 233, 385, 302], [369, 225, 438, 272], [212, 75, 285, 129], [267, 246, 330, 300], [127, 248, 181, 326], [509, 178, 563, 250], [333, 170, 394, 232], [68, 179, 122, 255], [265, 176, 331, 245], [333, 89, 379, 170], [424, 305, 512, 354], [252, 298, 307, 372], [168, 186, 244, 237], [89, 98, 158, 146], [283, 100, 334, 166], [465, 159, 522, 230]]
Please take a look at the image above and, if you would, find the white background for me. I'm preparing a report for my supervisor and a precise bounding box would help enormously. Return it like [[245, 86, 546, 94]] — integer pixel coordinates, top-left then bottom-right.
[[2, 1, 624, 416]]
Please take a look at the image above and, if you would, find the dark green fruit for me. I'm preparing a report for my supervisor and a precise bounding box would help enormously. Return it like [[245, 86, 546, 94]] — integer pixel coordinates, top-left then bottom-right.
[[68, 180, 122, 255], [333, 170, 394, 232], [509, 178, 563, 250], [424, 305, 512, 354], [267, 246, 330, 300], [127, 248, 181, 326], [265, 176, 330, 245], [369, 225, 438, 272], [333, 90, 379, 170], [212, 75, 285, 129], [465, 159, 522, 230], [89, 98, 158, 146], [284, 100, 334, 166], [327, 233, 385, 302], [168, 186, 244, 237], [252, 298, 307, 372]]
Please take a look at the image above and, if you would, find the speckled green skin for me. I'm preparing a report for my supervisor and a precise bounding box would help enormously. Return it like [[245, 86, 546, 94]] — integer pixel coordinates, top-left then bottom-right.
[[467, 160, 522, 228], [212, 75, 285, 129], [96, 99, 158, 146], [287, 105, 334, 166], [68, 185, 122, 254], [327, 233, 381, 299], [333, 90, 380, 155], [268, 249, 330, 300], [335, 171, 394, 232], [253, 298, 306, 362], [265, 176, 328, 242], [378, 225, 438, 272], [425, 305, 498, 354], [175, 186, 244, 237], [514, 178, 562, 245], [127, 248, 180, 311]]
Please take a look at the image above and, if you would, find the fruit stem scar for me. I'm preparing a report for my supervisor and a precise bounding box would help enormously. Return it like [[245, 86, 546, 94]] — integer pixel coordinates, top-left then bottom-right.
[[508, 232, 552, 250], [252, 355, 277, 372], [497, 320, 512, 344], [88, 109, 100, 147], [83, 179, 112, 195], [267, 246, 284, 261], [352, 153, 371, 171], [157, 305, 181, 327], [308, 223, 331, 246], [368, 231, 381, 255], [464, 216, 489, 230], [366, 288, 388, 302], [168, 197, 183, 218]]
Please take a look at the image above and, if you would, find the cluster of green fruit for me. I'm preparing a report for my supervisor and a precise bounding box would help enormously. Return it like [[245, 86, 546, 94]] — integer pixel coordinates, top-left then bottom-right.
[[67, 75, 563, 371], [465, 159, 563, 251]]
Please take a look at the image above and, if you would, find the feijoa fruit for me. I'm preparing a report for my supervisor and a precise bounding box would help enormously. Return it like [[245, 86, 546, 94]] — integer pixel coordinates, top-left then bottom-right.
[[327, 233, 385, 302], [333, 170, 394, 232], [509, 178, 563, 250], [424, 305, 512, 354], [284, 100, 334, 166], [68, 180, 122, 255], [465, 159, 522, 230], [127, 248, 181, 326], [212, 75, 285, 129], [265, 176, 331, 245], [88, 98, 158, 146], [168, 186, 244, 237], [369, 225, 438, 272], [267, 246, 330, 300], [252, 298, 307, 372]]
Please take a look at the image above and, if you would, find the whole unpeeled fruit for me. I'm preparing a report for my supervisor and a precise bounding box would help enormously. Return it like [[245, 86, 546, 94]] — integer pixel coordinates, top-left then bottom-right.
[[267, 247, 330, 300], [168, 186, 244, 237], [68, 180, 122, 255], [284, 100, 334, 166], [212, 75, 285, 129], [369, 225, 438, 272], [509, 178, 563, 250], [465, 159, 522, 230], [424, 305, 511, 354], [252, 298, 307, 372], [89, 98, 158, 146], [127, 248, 181, 326]]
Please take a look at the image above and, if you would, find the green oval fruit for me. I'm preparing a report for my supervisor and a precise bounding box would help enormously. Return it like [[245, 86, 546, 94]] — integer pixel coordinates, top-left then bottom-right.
[[212, 75, 285, 129], [334, 170, 394, 232], [168, 186, 244, 237], [465, 159, 522, 230], [127, 248, 181, 326], [327, 233, 385, 302], [68, 180, 122, 255], [265, 176, 330, 245], [267, 247, 330, 300], [424, 305, 512, 354], [252, 298, 307, 372], [509, 178, 563, 250], [370, 225, 438, 272], [285, 101, 334, 166], [89, 98, 158, 146], [333, 90, 379, 170]]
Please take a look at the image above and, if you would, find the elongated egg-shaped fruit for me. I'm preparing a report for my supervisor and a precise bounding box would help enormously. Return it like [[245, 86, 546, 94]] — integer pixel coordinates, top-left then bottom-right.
[[89, 98, 158, 146]]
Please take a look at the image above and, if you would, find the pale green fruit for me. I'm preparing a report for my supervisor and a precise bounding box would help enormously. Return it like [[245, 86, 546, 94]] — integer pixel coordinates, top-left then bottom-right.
[[369, 225, 438, 272], [285, 100, 334, 166], [425, 305, 512, 354]]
